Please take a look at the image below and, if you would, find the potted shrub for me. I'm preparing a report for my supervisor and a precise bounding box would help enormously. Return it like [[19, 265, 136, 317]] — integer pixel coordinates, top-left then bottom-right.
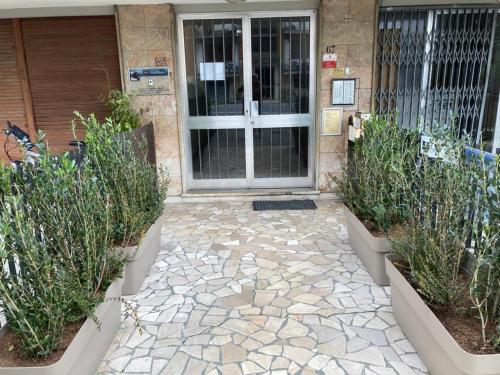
[[334, 117, 419, 285], [104, 90, 142, 133], [0, 148, 127, 375], [387, 128, 500, 374], [80, 112, 168, 296]]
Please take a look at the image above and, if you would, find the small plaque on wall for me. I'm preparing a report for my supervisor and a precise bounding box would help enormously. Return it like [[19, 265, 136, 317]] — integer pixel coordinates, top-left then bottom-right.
[[332, 78, 356, 106], [322, 108, 343, 136], [128, 67, 170, 95]]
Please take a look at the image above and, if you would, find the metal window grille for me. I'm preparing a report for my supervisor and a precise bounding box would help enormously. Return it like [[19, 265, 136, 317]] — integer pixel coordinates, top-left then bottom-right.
[[375, 6, 498, 144]]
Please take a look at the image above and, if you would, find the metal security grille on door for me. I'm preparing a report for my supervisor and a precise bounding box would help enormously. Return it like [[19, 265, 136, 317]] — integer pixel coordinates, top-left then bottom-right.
[[375, 6, 498, 145], [183, 19, 246, 180], [184, 19, 244, 117], [251, 17, 311, 178], [178, 12, 316, 190]]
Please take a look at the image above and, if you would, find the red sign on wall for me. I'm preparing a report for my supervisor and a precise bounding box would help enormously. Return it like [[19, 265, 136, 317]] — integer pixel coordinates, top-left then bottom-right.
[[322, 53, 337, 69]]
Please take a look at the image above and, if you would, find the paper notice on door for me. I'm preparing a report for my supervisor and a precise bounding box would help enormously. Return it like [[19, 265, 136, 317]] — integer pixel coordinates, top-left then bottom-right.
[[200, 62, 225, 81]]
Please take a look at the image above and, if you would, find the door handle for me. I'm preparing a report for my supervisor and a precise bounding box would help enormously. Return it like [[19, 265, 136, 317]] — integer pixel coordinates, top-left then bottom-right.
[[250, 101, 259, 118]]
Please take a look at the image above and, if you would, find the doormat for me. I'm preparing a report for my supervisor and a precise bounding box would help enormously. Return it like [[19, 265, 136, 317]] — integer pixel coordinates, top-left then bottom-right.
[[252, 200, 317, 211]]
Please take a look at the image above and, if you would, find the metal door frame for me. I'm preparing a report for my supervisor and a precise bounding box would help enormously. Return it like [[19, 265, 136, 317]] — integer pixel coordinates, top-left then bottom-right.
[[176, 10, 317, 190]]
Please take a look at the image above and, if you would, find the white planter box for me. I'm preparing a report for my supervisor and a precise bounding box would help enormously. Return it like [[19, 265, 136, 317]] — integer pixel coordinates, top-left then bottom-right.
[[386, 255, 500, 375], [117, 216, 162, 296], [0, 278, 124, 375], [345, 206, 391, 285]]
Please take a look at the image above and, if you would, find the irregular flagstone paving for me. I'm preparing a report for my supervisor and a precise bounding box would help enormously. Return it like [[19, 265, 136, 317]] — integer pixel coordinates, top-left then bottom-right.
[[98, 201, 427, 375]]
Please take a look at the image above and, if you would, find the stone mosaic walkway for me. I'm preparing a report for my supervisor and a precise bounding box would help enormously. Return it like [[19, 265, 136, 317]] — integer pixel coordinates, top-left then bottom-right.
[[97, 201, 427, 375]]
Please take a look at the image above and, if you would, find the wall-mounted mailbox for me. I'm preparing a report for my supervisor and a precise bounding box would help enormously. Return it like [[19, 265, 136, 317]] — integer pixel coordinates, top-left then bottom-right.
[[128, 67, 169, 95]]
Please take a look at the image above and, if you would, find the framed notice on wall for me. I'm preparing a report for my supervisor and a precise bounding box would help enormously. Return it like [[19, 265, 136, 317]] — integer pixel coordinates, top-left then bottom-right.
[[332, 78, 356, 106], [321, 108, 343, 136]]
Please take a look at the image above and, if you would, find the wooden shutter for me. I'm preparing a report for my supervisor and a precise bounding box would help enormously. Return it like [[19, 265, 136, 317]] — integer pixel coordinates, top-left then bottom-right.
[[22, 16, 121, 152], [0, 20, 28, 163]]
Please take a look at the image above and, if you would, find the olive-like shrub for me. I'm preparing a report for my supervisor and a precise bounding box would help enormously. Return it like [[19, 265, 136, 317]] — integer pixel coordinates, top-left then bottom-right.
[[0, 148, 126, 358], [77, 113, 168, 247], [392, 126, 499, 350], [334, 116, 420, 233]]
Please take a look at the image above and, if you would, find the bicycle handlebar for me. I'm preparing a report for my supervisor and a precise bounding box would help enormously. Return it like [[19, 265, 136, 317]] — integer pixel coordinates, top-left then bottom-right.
[[4, 122, 85, 165], [4, 122, 34, 151]]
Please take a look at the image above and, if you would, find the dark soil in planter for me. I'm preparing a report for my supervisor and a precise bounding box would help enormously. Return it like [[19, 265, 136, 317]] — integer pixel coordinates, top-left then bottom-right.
[[393, 260, 499, 355], [115, 235, 141, 248], [115, 223, 152, 248], [361, 219, 387, 237], [0, 320, 84, 367], [361, 218, 406, 239], [433, 308, 498, 355]]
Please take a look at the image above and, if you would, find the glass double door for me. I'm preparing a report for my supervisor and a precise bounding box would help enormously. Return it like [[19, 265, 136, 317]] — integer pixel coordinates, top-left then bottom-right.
[[179, 12, 315, 189]]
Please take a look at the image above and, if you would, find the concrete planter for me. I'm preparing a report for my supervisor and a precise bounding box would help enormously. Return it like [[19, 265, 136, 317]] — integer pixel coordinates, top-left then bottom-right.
[[344, 206, 391, 285], [0, 277, 124, 375], [118, 216, 162, 296], [386, 255, 500, 375]]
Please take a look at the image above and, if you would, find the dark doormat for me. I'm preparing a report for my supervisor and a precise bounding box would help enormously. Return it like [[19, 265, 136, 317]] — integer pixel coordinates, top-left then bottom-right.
[[252, 199, 317, 211]]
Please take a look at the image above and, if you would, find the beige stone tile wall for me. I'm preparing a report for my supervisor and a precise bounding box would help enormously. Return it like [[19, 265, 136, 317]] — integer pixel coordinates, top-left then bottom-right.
[[116, 4, 183, 195], [316, 0, 377, 192], [116, 2, 377, 195]]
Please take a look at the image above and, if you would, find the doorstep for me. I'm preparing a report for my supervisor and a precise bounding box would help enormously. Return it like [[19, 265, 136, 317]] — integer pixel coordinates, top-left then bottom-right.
[[166, 189, 338, 203]]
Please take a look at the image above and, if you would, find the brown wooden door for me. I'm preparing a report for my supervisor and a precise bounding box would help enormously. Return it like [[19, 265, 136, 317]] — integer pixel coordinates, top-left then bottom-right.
[[22, 16, 121, 152], [0, 20, 28, 163]]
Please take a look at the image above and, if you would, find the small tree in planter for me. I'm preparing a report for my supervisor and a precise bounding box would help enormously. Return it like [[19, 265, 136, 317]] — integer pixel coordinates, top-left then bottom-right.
[[334, 116, 420, 284], [80, 114, 167, 247], [387, 126, 500, 374], [0, 146, 127, 370], [392, 128, 476, 305], [468, 151, 499, 349], [77, 110, 168, 295], [0, 194, 71, 358], [16, 151, 123, 302]]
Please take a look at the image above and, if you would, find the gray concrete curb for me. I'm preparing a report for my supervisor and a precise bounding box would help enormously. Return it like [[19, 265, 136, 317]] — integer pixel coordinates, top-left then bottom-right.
[[0, 277, 124, 375], [119, 216, 163, 296], [345, 206, 391, 285], [386, 255, 500, 375]]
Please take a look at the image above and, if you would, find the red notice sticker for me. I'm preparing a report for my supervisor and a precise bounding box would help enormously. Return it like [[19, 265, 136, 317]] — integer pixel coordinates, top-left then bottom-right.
[[322, 53, 337, 69]]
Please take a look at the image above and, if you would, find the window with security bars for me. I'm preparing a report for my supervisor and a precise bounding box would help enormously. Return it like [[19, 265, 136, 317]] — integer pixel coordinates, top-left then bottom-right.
[[375, 6, 499, 150]]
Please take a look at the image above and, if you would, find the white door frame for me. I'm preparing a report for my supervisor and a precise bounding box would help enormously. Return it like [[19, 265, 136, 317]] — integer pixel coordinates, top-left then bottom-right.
[[176, 10, 317, 190]]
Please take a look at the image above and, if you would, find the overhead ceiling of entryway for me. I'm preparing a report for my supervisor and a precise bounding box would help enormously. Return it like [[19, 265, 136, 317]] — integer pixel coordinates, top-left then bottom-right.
[[0, 0, 307, 9], [0, 0, 315, 18]]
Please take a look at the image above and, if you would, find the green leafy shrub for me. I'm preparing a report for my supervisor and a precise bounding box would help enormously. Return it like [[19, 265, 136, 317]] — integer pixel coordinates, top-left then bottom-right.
[[0, 195, 70, 357], [334, 116, 420, 232], [0, 88, 164, 359], [18, 150, 123, 299], [104, 90, 141, 133], [0, 146, 126, 358], [76, 113, 168, 247], [391, 127, 476, 306], [469, 151, 499, 347], [392, 126, 500, 349]]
